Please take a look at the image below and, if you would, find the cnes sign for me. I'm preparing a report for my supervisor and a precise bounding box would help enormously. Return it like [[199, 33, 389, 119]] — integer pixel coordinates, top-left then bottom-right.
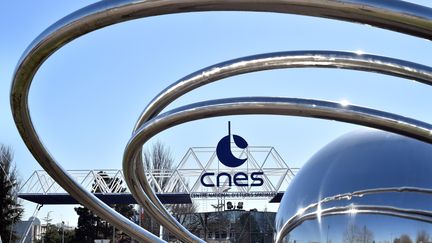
[[200, 122, 264, 187]]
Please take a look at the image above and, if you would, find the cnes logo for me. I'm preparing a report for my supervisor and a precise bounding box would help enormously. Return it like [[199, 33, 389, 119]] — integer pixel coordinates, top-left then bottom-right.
[[216, 121, 248, 168], [200, 122, 264, 188]]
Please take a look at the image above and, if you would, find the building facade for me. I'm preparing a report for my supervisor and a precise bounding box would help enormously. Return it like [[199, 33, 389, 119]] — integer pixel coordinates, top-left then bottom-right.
[[167, 210, 276, 243]]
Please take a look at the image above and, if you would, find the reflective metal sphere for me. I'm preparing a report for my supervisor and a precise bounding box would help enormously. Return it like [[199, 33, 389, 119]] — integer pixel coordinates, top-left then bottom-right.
[[276, 129, 432, 243]]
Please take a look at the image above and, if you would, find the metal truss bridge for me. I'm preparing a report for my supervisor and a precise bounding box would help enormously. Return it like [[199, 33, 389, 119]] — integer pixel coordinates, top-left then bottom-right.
[[18, 146, 299, 205]]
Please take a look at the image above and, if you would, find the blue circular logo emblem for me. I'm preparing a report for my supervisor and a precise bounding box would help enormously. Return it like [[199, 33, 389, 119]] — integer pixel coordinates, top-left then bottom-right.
[[216, 122, 248, 167]]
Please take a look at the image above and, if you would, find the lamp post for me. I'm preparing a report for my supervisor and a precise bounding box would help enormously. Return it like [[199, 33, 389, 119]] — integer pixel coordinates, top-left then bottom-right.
[[61, 221, 64, 243]]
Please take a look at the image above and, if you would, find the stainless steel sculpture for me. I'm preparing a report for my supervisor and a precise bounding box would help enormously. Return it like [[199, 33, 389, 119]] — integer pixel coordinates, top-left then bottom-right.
[[10, 0, 432, 242], [274, 130, 432, 243]]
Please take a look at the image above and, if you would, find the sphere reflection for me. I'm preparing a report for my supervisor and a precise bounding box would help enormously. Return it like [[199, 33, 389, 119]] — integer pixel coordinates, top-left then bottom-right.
[[276, 129, 432, 243]]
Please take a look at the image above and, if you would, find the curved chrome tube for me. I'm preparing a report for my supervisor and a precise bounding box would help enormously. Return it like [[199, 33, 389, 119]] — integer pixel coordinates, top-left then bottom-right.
[[124, 96, 432, 192], [275, 186, 432, 242], [10, 0, 432, 242], [275, 205, 432, 243], [124, 97, 432, 241], [127, 50, 432, 242], [134, 51, 432, 128]]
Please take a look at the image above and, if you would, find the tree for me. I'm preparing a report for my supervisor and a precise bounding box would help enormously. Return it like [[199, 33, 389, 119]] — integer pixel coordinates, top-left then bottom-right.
[[37, 222, 75, 243], [74, 207, 100, 242], [141, 142, 197, 238], [39, 212, 59, 243], [343, 224, 374, 243], [74, 171, 137, 242], [63, 227, 76, 243], [171, 203, 198, 224], [143, 141, 174, 192], [0, 144, 24, 242], [394, 234, 413, 243], [416, 230, 430, 243], [42, 224, 61, 243], [75, 171, 111, 242]]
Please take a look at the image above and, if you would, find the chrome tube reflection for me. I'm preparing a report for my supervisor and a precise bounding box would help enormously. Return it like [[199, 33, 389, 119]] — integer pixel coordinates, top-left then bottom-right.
[[275, 187, 432, 242], [276, 205, 432, 243], [274, 129, 432, 242]]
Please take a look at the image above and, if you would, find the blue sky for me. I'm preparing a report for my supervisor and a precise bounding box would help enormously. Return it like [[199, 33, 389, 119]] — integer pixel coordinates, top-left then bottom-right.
[[1, 0, 432, 232]]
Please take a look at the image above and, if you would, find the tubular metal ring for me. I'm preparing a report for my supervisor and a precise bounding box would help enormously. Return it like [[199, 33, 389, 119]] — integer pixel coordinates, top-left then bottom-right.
[[134, 50, 432, 128], [275, 205, 432, 243], [275, 186, 432, 242], [125, 96, 432, 240], [123, 96, 432, 218], [127, 50, 432, 242], [10, 0, 432, 242]]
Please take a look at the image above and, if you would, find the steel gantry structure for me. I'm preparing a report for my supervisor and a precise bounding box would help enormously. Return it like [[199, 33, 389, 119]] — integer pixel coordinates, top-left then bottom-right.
[[18, 146, 298, 205]]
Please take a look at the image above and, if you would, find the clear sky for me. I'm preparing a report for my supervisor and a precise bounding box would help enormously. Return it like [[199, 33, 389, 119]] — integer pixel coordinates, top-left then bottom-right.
[[1, 0, 432, 234]]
